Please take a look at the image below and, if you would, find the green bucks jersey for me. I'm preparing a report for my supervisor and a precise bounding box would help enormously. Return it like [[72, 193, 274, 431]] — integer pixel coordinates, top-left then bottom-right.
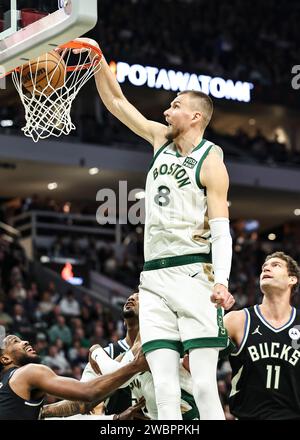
[[144, 138, 218, 261]]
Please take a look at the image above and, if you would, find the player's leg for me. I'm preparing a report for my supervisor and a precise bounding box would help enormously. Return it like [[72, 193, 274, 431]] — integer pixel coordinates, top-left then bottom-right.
[[189, 347, 225, 420], [146, 349, 182, 420], [139, 270, 183, 420], [174, 263, 227, 419]]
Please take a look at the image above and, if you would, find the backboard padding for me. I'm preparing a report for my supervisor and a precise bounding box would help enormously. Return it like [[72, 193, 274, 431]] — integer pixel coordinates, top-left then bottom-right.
[[0, 0, 98, 75]]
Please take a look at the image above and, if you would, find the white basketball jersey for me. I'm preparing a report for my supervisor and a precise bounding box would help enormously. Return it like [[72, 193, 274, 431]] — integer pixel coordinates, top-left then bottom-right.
[[144, 138, 217, 261]]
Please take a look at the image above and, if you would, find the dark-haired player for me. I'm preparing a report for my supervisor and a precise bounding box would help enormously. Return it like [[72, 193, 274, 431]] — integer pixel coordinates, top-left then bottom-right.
[[0, 333, 147, 420], [225, 252, 300, 420]]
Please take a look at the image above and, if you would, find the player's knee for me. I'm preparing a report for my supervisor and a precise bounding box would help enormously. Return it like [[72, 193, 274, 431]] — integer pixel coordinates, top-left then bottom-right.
[[153, 378, 181, 400], [156, 390, 181, 409], [192, 377, 218, 401]]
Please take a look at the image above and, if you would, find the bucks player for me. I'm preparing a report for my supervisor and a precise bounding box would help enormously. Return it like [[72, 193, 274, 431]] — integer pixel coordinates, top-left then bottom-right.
[[224, 252, 300, 420], [41, 293, 140, 419], [89, 341, 199, 420], [74, 37, 235, 420]]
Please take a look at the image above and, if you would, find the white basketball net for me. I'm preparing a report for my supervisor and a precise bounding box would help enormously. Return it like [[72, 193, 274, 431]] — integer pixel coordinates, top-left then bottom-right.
[[12, 45, 102, 143]]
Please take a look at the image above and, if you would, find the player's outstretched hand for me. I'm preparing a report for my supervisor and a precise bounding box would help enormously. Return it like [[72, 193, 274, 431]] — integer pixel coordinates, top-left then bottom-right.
[[211, 284, 235, 310]]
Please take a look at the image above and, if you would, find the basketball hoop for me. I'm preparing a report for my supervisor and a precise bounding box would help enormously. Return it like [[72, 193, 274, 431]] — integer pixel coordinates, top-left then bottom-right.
[[11, 41, 103, 142]]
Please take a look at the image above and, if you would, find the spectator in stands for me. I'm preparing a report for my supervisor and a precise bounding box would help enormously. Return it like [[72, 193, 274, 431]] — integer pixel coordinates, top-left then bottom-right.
[[46, 304, 62, 327], [36, 290, 55, 322], [94, 302, 105, 318], [71, 365, 83, 381], [27, 281, 39, 298], [68, 340, 82, 365], [47, 281, 61, 304], [80, 306, 94, 336], [70, 317, 84, 332], [89, 322, 108, 347], [34, 332, 49, 357], [23, 287, 39, 324], [72, 327, 90, 349], [70, 346, 90, 372], [42, 344, 71, 376], [9, 280, 27, 302], [0, 301, 13, 329], [11, 304, 33, 340], [9, 266, 24, 288], [48, 315, 73, 347], [59, 290, 81, 318]]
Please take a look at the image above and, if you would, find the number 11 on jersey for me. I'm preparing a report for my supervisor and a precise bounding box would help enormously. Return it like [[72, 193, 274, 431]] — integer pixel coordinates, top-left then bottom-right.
[[266, 365, 281, 389]]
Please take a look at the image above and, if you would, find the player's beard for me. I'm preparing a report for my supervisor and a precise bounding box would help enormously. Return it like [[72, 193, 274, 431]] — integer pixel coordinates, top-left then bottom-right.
[[17, 353, 42, 367], [166, 125, 180, 142], [123, 308, 137, 319]]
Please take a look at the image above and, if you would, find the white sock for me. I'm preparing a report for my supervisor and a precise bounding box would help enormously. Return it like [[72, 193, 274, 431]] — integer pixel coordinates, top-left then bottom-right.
[[189, 348, 225, 420], [146, 349, 182, 420]]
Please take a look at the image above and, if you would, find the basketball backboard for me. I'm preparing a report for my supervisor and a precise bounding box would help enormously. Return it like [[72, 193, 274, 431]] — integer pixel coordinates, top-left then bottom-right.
[[0, 0, 98, 75]]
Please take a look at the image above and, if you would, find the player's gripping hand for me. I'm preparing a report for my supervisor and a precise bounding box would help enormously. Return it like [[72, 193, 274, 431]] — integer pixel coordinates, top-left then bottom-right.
[[72, 37, 100, 55], [113, 398, 149, 420], [211, 284, 235, 310]]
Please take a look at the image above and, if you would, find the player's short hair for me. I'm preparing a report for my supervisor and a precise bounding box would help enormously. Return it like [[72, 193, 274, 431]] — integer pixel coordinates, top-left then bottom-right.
[[265, 252, 300, 296], [178, 90, 214, 129]]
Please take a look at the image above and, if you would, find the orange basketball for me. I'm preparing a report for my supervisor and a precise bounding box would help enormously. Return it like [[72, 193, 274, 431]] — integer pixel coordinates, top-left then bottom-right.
[[21, 50, 66, 96]]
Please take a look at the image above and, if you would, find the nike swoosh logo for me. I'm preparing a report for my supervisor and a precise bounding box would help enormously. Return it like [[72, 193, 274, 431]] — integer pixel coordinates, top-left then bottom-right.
[[190, 272, 200, 278], [163, 151, 177, 156]]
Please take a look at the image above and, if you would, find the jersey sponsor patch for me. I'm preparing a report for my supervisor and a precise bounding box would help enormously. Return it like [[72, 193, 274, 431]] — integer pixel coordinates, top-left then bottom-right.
[[289, 327, 300, 341], [183, 157, 197, 169]]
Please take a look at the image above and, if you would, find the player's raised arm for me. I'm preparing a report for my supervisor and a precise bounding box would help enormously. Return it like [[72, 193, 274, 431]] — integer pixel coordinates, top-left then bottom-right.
[[200, 148, 234, 310], [201, 148, 230, 220], [74, 38, 167, 149]]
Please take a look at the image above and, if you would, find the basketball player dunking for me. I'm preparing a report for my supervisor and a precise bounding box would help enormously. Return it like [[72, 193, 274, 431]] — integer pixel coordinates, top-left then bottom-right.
[[224, 252, 300, 420], [75, 37, 235, 420]]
